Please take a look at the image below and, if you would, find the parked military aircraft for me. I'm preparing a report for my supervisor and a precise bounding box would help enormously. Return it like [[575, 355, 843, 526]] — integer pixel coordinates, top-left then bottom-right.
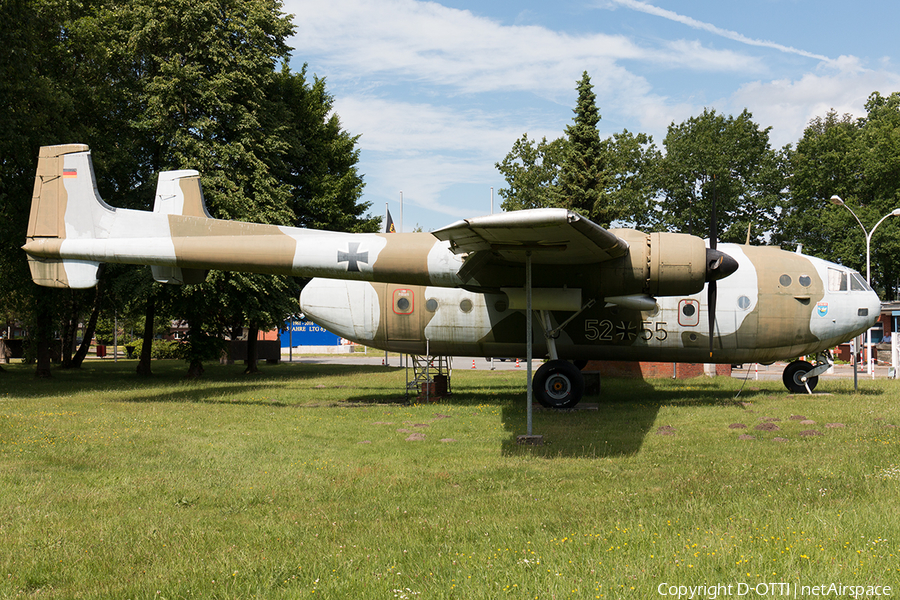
[[23, 144, 880, 407]]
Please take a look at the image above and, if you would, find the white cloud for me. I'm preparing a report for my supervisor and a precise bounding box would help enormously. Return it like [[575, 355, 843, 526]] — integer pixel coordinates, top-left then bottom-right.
[[286, 0, 766, 97], [729, 60, 900, 147], [332, 95, 560, 217]]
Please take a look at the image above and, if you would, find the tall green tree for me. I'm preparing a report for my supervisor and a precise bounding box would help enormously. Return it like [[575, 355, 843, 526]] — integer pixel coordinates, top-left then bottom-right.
[[108, 0, 296, 377], [2, 0, 376, 378], [556, 71, 613, 223], [268, 65, 378, 234], [601, 130, 661, 230], [781, 93, 900, 298], [495, 134, 568, 211], [777, 110, 861, 258], [0, 0, 101, 376], [654, 108, 786, 244], [496, 72, 658, 227]]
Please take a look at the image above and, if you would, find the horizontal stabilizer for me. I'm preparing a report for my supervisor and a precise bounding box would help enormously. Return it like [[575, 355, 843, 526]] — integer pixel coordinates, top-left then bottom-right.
[[27, 256, 100, 289]]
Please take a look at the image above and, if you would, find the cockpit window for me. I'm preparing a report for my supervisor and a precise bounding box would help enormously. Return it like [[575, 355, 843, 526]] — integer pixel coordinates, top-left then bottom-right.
[[828, 268, 871, 292], [850, 272, 871, 291], [828, 268, 847, 291]]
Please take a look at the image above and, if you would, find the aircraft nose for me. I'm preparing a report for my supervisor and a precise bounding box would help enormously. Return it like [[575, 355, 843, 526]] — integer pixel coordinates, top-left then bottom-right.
[[706, 248, 739, 282], [865, 290, 882, 326]]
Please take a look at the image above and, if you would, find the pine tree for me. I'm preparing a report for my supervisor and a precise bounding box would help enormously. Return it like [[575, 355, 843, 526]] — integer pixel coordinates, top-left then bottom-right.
[[556, 71, 614, 225]]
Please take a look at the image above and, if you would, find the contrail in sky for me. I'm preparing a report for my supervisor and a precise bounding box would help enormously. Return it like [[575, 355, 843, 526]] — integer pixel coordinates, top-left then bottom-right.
[[609, 0, 832, 62]]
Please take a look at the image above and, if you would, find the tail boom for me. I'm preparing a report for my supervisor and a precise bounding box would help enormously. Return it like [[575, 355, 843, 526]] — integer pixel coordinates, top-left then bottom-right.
[[23, 144, 464, 289]]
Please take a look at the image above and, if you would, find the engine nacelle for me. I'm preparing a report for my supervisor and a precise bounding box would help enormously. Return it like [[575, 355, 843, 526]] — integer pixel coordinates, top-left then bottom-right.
[[647, 232, 708, 297]]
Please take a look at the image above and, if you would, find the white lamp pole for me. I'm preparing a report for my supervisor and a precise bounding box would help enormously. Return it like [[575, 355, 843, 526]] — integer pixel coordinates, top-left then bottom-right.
[[830, 195, 900, 376]]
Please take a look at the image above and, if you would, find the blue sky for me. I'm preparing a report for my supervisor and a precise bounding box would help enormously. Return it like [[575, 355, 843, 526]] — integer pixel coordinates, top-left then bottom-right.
[[284, 0, 900, 232]]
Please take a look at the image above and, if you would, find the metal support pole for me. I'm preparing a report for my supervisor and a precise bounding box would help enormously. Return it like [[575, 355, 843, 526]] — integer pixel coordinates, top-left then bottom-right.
[[525, 251, 533, 437]]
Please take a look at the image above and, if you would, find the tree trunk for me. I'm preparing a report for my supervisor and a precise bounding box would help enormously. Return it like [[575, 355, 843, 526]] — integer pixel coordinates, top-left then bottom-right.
[[136, 292, 156, 377], [60, 291, 80, 368], [70, 283, 104, 368], [34, 292, 53, 378], [244, 322, 259, 374], [184, 311, 206, 379], [186, 358, 204, 379]]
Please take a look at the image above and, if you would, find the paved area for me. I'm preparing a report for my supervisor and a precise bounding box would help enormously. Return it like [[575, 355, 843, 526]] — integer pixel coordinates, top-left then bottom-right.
[[732, 362, 895, 382], [284, 352, 898, 381]]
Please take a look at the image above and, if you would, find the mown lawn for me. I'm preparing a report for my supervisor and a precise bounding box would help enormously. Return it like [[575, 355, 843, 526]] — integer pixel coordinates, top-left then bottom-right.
[[1, 360, 898, 598]]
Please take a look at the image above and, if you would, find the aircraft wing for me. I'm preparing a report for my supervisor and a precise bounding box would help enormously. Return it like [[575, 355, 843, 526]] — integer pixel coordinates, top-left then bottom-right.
[[433, 208, 629, 265]]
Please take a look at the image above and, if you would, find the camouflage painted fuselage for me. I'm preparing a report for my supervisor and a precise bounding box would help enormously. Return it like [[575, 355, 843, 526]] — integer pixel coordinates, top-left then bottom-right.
[[23, 144, 880, 366], [300, 242, 880, 364]]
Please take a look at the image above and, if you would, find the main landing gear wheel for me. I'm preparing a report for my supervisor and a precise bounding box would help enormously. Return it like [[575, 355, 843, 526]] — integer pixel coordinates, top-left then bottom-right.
[[782, 360, 818, 394], [533, 359, 585, 409]]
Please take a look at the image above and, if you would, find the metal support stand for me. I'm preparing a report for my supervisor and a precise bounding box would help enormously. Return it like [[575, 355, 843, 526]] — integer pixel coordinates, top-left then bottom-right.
[[526, 252, 533, 435], [517, 251, 543, 445], [406, 340, 452, 401]]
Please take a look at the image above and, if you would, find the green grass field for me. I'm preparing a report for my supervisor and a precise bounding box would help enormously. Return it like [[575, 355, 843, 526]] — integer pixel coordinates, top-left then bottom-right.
[[1, 360, 898, 599]]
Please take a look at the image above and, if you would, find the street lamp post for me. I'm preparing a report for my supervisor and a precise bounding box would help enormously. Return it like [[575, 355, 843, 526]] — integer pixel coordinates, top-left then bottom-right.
[[829, 195, 900, 378]]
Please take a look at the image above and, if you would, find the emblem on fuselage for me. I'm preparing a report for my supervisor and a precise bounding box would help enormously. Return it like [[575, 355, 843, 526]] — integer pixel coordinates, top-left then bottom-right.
[[816, 301, 829, 317], [337, 242, 369, 272]]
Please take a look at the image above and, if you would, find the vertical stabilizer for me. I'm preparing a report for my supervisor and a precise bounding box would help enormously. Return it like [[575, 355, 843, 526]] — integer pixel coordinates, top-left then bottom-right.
[[25, 144, 104, 288], [150, 170, 209, 284]]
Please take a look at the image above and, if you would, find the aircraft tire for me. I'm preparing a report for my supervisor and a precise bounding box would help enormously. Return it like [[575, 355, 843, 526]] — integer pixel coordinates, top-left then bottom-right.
[[533, 360, 584, 409], [782, 360, 818, 394]]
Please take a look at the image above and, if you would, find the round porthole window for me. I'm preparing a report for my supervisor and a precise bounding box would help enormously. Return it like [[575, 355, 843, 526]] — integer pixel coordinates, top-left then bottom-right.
[[397, 297, 410, 312], [738, 295, 751, 310], [494, 300, 508, 312], [799, 275, 811, 287], [425, 298, 438, 312], [779, 274, 792, 287], [682, 303, 696, 317], [459, 299, 473, 313]]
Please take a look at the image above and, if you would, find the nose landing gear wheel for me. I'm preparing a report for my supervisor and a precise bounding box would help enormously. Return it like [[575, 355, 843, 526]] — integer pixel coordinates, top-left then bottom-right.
[[533, 359, 585, 409], [782, 360, 818, 394]]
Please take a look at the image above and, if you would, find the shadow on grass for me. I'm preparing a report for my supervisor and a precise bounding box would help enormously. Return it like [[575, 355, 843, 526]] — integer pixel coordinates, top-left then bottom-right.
[[497, 377, 765, 458], [0, 360, 401, 402]]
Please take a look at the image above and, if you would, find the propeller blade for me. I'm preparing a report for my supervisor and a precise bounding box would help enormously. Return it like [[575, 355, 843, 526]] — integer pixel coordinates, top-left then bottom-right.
[[708, 173, 718, 357], [708, 279, 717, 357], [710, 174, 718, 250]]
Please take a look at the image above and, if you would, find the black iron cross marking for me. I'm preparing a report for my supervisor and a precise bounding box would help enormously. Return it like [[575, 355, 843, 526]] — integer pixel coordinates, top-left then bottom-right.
[[337, 242, 369, 272], [615, 321, 637, 342]]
